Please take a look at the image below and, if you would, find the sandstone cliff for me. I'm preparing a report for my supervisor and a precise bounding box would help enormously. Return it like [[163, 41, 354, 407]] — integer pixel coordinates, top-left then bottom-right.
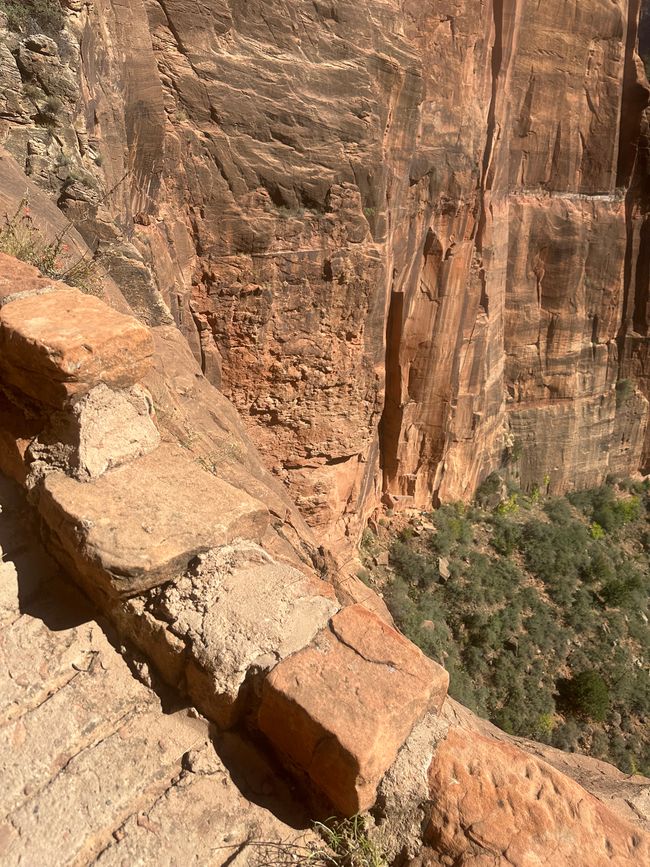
[[0, 248, 648, 865], [1, 1, 649, 554], [1, 2, 650, 864]]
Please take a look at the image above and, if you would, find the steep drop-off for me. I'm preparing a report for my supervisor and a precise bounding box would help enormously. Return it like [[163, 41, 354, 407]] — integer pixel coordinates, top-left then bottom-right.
[[0, 1, 649, 552]]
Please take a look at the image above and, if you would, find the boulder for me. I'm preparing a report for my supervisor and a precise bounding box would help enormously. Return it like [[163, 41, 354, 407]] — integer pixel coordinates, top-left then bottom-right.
[[37, 444, 270, 596], [418, 727, 650, 866], [154, 543, 339, 727], [258, 604, 449, 815], [0, 288, 153, 406]]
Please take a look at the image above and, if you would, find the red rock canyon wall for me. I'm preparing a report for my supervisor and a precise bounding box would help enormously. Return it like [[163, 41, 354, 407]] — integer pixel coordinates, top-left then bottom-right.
[[0, 0, 648, 553]]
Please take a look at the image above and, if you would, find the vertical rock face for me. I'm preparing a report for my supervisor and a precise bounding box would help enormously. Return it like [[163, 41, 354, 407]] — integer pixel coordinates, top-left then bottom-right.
[[0, 1, 648, 548]]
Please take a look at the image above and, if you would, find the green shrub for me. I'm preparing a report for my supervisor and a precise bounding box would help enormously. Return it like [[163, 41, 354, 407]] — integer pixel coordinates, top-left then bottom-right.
[[0, 0, 65, 36], [379, 478, 649, 776], [0, 200, 102, 295], [557, 670, 610, 722]]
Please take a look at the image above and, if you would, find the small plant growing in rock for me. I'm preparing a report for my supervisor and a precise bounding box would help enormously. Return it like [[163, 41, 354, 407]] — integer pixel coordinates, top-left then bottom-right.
[[0, 199, 103, 296], [244, 816, 387, 866]]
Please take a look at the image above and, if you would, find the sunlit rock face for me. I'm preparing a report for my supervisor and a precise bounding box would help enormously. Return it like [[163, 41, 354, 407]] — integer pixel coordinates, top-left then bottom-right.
[[1, 1, 648, 552]]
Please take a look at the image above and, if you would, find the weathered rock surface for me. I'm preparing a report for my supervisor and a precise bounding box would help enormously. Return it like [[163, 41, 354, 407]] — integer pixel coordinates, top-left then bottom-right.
[[442, 696, 650, 834], [130, 542, 339, 727], [38, 443, 270, 596], [1, 2, 649, 551], [0, 474, 322, 867], [417, 727, 650, 866], [259, 603, 449, 815], [0, 287, 154, 407]]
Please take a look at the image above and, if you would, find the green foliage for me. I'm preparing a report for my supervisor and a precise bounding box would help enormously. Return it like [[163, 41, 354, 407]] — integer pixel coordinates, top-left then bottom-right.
[[475, 471, 501, 507], [378, 477, 650, 775], [0, 0, 65, 36], [557, 671, 610, 722], [246, 815, 387, 866], [314, 816, 386, 866]]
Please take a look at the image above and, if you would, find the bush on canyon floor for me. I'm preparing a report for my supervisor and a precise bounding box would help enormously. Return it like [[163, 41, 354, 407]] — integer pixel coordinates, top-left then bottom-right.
[[367, 477, 650, 775], [0, 0, 65, 36]]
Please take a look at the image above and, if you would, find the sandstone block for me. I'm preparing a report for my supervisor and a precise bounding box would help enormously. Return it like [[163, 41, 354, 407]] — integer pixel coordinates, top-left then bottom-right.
[[157, 544, 339, 727], [38, 444, 270, 596], [258, 604, 448, 815], [0, 288, 154, 406]]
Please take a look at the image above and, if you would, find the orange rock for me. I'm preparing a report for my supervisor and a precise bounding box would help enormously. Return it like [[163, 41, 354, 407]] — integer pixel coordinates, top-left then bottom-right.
[[258, 604, 449, 815], [0, 288, 153, 406], [418, 727, 650, 866]]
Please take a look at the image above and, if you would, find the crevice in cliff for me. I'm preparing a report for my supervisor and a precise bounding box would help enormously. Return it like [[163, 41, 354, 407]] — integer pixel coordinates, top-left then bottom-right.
[[479, 0, 504, 208], [474, 0, 503, 276], [617, 1, 650, 348], [616, 0, 648, 190], [378, 289, 404, 494]]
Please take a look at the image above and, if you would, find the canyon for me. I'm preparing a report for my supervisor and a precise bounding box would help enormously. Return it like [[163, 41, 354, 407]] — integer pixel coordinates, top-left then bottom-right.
[[1, 1, 649, 555], [0, 0, 649, 864]]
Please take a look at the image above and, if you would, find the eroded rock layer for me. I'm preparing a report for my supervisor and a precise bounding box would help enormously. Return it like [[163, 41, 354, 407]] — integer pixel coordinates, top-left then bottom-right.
[[0, 1, 649, 548]]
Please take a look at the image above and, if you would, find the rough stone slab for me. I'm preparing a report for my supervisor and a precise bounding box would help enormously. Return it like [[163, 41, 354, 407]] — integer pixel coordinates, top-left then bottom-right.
[[72, 383, 160, 478], [258, 604, 449, 815], [0, 605, 95, 726], [0, 628, 150, 817], [156, 543, 339, 727], [28, 384, 161, 483], [0, 709, 206, 867], [0, 288, 154, 406], [94, 742, 323, 867], [38, 444, 270, 596]]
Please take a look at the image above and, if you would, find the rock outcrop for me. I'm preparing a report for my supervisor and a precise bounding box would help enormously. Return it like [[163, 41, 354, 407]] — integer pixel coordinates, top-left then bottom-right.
[[418, 728, 649, 866], [0, 474, 324, 866], [0, 258, 648, 860], [1, 2, 649, 552], [1, 2, 650, 863], [0, 255, 448, 818]]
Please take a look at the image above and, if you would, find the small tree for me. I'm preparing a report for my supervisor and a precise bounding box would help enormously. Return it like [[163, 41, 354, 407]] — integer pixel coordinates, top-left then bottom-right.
[[557, 670, 610, 722]]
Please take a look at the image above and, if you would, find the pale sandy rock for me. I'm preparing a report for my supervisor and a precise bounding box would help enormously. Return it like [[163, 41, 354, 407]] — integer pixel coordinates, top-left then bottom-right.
[[94, 740, 323, 867], [71, 383, 160, 479], [0, 471, 324, 866], [258, 604, 449, 815], [37, 443, 270, 596], [0, 288, 154, 407], [152, 542, 339, 727]]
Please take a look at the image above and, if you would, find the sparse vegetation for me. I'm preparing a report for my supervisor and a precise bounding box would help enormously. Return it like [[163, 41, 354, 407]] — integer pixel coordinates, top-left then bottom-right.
[[0, 0, 65, 37], [364, 476, 650, 775], [0, 199, 103, 296], [244, 816, 387, 866]]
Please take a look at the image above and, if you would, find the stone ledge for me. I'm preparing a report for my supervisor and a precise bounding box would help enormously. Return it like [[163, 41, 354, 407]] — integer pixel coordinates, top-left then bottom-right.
[[0, 287, 154, 407], [37, 443, 270, 596]]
